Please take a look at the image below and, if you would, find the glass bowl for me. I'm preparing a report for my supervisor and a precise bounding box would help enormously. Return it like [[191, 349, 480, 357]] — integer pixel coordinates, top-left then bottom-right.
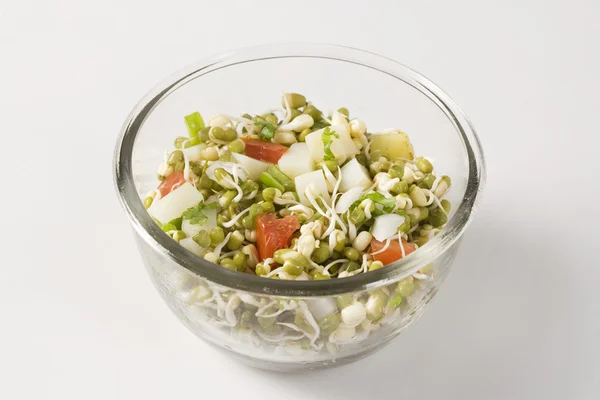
[[114, 43, 485, 371]]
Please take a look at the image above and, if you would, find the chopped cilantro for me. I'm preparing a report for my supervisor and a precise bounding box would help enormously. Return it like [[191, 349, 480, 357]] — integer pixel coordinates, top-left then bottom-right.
[[182, 202, 217, 225], [322, 127, 339, 161], [254, 119, 276, 141], [363, 192, 396, 212]]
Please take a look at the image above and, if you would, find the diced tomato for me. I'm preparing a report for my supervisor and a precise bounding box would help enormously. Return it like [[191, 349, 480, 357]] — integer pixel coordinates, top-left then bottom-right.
[[256, 213, 300, 261], [241, 138, 288, 164], [157, 170, 186, 197], [370, 238, 416, 265]]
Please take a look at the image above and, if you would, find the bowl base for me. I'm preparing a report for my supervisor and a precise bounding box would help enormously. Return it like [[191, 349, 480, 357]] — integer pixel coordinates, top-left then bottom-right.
[[207, 335, 398, 372]]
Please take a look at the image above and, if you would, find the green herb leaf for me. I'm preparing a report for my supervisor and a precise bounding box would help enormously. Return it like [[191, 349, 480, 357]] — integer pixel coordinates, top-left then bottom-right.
[[259, 123, 276, 141], [363, 192, 396, 212], [322, 127, 339, 161], [162, 223, 176, 232], [182, 202, 217, 225], [350, 191, 397, 214], [253, 119, 276, 141], [162, 217, 182, 232], [184, 112, 205, 139]]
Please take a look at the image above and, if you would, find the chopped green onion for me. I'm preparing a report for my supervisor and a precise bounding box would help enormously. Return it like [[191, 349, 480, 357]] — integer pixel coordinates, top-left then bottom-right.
[[184, 112, 205, 139], [162, 223, 175, 232], [167, 217, 182, 230], [259, 172, 286, 192], [184, 137, 201, 148], [266, 165, 295, 192], [162, 217, 182, 232]]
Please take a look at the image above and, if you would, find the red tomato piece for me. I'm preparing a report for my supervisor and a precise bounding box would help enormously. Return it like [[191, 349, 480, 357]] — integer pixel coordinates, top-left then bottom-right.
[[256, 213, 300, 261], [241, 138, 288, 164], [157, 171, 186, 197], [370, 238, 416, 265]]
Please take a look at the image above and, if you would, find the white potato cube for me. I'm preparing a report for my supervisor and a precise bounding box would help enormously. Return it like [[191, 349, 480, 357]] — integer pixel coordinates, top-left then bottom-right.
[[335, 186, 364, 214], [232, 153, 270, 180], [339, 159, 372, 192], [182, 144, 206, 162], [181, 208, 217, 238], [277, 143, 314, 179], [148, 182, 203, 224], [371, 214, 406, 241], [305, 124, 359, 163], [331, 111, 351, 136], [295, 170, 331, 206]]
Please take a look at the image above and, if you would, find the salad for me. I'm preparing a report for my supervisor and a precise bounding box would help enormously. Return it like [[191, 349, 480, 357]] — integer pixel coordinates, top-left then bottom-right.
[[145, 93, 451, 279], [144, 93, 452, 355]]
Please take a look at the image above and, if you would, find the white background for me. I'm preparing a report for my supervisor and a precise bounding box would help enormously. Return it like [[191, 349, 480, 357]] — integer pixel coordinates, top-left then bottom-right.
[[1, 1, 599, 399]]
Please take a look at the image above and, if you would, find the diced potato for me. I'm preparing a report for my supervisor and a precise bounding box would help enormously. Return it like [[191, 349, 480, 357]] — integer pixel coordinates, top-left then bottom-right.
[[331, 111, 350, 136], [295, 170, 331, 206], [148, 182, 203, 224], [339, 159, 372, 192], [181, 208, 217, 238], [369, 132, 414, 160], [232, 153, 270, 180], [371, 214, 406, 241], [305, 124, 359, 163], [179, 237, 206, 257], [182, 144, 206, 162], [335, 186, 364, 214], [277, 143, 314, 179]]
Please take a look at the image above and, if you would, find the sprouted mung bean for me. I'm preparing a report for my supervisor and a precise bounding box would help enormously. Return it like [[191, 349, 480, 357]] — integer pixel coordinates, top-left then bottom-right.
[[146, 94, 452, 356]]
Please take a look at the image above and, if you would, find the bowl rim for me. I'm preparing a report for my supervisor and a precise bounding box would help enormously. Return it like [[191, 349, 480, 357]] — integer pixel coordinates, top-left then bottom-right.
[[114, 43, 486, 296]]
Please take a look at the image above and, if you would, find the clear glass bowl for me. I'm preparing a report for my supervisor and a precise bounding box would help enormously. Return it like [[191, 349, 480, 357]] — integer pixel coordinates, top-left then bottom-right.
[[114, 44, 485, 371]]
